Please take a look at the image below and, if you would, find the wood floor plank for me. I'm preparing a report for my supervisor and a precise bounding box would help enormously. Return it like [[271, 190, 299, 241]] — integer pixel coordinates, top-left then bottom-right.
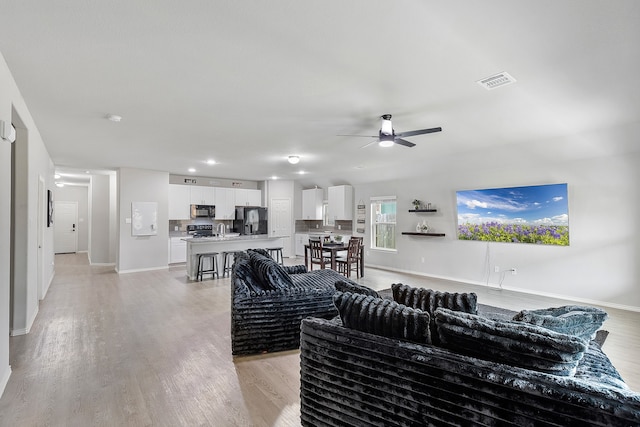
[[0, 253, 637, 427]]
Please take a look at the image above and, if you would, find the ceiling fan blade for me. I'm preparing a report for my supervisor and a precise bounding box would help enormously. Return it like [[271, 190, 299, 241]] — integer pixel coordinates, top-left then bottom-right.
[[337, 134, 378, 138], [360, 139, 380, 149], [394, 138, 416, 148], [396, 127, 442, 138]]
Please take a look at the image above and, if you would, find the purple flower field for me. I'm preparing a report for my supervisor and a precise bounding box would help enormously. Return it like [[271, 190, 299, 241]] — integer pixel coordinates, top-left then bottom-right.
[[457, 221, 569, 245]]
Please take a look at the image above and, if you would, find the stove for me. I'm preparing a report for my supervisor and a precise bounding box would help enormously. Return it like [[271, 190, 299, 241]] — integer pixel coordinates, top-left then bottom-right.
[[187, 224, 214, 237]]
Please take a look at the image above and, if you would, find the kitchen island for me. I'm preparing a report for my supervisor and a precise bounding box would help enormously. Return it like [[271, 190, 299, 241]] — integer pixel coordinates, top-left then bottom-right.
[[183, 235, 284, 280]]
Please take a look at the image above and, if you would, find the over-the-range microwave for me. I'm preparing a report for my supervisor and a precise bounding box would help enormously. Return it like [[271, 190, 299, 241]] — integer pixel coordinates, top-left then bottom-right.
[[190, 204, 215, 219]]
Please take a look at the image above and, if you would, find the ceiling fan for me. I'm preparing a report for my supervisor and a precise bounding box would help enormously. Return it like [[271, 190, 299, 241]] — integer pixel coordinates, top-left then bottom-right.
[[341, 114, 442, 148]]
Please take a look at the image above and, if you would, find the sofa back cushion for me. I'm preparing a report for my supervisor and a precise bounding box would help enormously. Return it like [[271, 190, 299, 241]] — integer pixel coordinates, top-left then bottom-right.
[[512, 305, 608, 341], [248, 251, 293, 290], [392, 283, 477, 344], [232, 252, 271, 294], [335, 280, 381, 298], [435, 308, 588, 376], [333, 291, 431, 344]]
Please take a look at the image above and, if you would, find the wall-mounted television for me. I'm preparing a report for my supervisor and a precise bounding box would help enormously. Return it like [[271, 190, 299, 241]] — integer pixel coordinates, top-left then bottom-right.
[[456, 183, 569, 246]]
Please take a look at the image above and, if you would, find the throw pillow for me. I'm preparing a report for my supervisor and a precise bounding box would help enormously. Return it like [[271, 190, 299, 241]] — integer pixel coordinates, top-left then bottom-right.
[[333, 291, 431, 344], [512, 305, 608, 341], [435, 308, 588, 376], [335, 280, 381, 298], [283, 265, 308, 275], [392, 283, 477, 344], [248, 251, 293, 290]]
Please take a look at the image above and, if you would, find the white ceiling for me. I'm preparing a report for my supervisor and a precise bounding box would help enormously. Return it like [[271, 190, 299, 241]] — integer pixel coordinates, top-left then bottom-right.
[[1, 1, 639, 188]]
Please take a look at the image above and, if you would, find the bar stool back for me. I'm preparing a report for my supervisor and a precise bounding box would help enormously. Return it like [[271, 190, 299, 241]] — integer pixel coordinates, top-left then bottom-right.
[[266, 247, 284, 265], [222, 250, 243, 277]]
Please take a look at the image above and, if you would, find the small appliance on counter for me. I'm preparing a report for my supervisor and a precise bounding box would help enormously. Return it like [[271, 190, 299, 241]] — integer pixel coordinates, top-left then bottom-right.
[[233, 206, 268, 235], [190, 204, 215, 219], [186, 224, 214, 238]]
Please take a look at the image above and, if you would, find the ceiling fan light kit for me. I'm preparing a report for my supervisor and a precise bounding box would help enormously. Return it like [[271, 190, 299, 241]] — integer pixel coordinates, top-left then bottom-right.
[[288, 155, 300, 164]]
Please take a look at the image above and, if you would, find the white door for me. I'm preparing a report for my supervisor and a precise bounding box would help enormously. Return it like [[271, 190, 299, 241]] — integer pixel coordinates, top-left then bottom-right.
[[270, 198, 292, 257], [54, 201, 78, 254]]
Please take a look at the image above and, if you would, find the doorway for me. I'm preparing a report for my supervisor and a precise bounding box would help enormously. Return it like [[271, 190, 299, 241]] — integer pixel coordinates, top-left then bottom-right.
[[54, 201, 78, 254], [269, 198, 292, 257]]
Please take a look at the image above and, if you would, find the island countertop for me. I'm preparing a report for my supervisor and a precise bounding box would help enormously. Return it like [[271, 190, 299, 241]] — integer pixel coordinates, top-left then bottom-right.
[[184, 235, 284, 280]]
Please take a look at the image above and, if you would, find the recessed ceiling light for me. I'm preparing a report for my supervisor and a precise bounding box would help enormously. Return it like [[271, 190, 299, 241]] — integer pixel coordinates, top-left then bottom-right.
[[85, 170, 91, 174], [56, 182, 64, 187], [298, 170, 306, 175], [188, 168, 196, 173], [271, 175, 278, 180], [106, 114, 122, 122], [206, 159, 216, 165], [54, 174, 61, 179], [288, 155, 300, 164]]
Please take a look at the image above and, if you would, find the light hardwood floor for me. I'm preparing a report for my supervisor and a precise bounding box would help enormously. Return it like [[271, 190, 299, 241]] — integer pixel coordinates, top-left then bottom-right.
[[0, 253, 637, 426]]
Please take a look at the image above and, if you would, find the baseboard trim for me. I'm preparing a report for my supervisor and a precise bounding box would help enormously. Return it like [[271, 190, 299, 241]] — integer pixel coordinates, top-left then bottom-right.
[[0, 365, 11, 399], [90, 262, 116, 267], [116, 265, 169, 274], [365, 264, 640, 313]]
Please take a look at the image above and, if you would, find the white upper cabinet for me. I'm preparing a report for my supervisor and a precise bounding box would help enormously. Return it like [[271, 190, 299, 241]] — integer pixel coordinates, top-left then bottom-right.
[[168, 184, 191, 220], [214, 187, 236, 219], [190, 186, 215, 205], [302, 188, 323, 220], [327, 185, 353, 221], [235, 188, 262, 206]]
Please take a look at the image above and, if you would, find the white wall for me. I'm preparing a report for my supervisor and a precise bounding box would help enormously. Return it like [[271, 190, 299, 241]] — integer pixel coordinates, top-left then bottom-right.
[[89, 175, 112, 264], [54, 185, 89, 252], [116, 168, 169, 273], [0, 52, 55, 396], [356, 131, 640, 311]]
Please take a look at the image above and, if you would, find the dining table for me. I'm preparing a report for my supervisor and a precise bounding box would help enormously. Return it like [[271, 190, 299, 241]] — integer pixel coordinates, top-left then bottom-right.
[[304, 241, 365, 277]]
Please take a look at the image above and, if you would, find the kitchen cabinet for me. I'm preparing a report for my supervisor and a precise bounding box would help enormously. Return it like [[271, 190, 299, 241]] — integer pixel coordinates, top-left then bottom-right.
[[327, 185, 353, 221], [169, 237, 187, 263], [302, 188, 323, 220], [214, 187, 236, 219], [190, 186, 215, 205], [295, 233, 309, 257], [168, 184, 191, 220], [234, 188, 262, 206]]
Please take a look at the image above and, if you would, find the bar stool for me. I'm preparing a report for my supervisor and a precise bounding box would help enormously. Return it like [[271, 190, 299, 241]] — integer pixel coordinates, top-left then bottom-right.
[[197, 252, 219, 281], [266, 247, 284, 265], [222, 250, 243, 278]]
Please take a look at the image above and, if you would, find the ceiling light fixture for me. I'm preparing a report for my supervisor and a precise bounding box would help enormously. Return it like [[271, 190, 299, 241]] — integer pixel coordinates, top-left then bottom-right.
[[378, 135, 395, 147], [206, 159, 216, 165], [271, 175, 279, 180], [106, 114, 122, 122], [288, 155, 300, 164], [56, 182, 64, 188], [54, 174, 61, 179], [188, 168, 196, 173]]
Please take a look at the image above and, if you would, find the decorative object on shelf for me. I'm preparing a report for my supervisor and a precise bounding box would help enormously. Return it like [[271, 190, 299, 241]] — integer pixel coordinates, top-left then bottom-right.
[[417, 220, 430, 233], [412, 199, 422, 210]]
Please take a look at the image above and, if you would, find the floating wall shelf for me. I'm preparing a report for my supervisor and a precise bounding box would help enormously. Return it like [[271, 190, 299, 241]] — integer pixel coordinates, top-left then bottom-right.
[[402, 232, 446, 237]]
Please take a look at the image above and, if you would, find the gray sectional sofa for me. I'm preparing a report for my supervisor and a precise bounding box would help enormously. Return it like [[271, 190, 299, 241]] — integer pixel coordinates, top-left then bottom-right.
[[231, 249, 358, 355], [299, 284, 640, 426]]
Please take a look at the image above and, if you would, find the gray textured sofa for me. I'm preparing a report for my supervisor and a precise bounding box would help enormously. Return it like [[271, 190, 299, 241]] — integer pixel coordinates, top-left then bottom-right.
[[299, 284, 640, 426], [231, 249, 357, 355]]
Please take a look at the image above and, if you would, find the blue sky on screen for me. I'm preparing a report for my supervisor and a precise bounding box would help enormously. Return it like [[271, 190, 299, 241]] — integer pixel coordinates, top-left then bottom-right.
[[456, 183, 568, 226]]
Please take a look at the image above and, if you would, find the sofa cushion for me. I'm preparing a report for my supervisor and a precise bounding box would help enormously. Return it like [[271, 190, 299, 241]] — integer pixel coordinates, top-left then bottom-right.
[[575, 341, 628, 389], [335, 280, 381, 298], [392, 283, 477, 344], [283, 264, 308, 275], [248, 251, 293, 290], [232, 253, 272, 294], [435, 307, 588, 376], [512, 305, 608, 341], [333, 291, 431, 344]]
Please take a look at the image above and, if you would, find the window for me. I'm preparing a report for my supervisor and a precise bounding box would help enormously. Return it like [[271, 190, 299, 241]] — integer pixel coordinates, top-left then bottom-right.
[[371, 196, 396, 251]]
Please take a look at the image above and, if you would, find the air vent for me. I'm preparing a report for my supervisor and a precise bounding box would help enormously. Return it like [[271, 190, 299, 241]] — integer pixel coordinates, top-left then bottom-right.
[[477, 72, 516, 90]]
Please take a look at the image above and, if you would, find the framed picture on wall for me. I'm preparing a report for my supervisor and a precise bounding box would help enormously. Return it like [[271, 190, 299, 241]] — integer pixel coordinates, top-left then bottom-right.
[[47, 189, 53, 227]]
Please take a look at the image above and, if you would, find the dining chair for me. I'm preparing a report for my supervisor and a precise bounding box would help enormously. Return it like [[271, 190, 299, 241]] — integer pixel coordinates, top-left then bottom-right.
[[309, 238, 331, 270], [336, 237, 361, 278]]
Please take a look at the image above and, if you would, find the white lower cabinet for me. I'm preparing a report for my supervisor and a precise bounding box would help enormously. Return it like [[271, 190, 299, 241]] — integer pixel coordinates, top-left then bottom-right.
[[169, 237, 187, 263], [295, 233, 309, 257]]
